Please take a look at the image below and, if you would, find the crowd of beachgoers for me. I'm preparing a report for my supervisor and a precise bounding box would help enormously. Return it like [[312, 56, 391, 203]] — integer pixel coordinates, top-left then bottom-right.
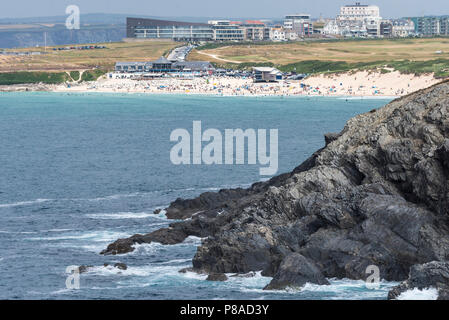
[[1, 70, 441, 97], [51, 70, 439, 97]]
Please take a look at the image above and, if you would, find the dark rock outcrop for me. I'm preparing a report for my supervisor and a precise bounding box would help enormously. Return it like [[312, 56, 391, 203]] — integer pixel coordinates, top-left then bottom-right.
[[78, 265, 93, 274], [388, 261, 449, 300], [206, 273, 228, 282], [114, 263, 127, 270], [264, 253, 329, 290], [103, 80, 449, 292]]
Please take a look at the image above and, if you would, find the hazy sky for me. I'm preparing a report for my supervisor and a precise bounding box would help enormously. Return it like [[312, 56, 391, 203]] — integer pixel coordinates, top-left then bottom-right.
[[1, 0, 448, 19]]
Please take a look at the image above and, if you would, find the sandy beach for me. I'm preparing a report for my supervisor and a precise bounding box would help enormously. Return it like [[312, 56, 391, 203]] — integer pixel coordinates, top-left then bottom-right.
[[1, 70, 443, 97]]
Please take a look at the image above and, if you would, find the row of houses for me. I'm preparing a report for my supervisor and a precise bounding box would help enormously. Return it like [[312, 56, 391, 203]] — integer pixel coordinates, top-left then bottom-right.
[[126, 3, 449, 42], [322, 3, 449, 38]]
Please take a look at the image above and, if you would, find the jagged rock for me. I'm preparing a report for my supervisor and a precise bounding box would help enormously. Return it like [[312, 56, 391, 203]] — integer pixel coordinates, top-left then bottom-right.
[[103, 80, 449, 292], [230, 272, 256, 278], [78, 265, 93, 274], [114, 263, 127, 270], [264, 253, 329, 290], [324, 132, 340, 146], [388, 261, 449, 300], [206, 273, 228, 281]]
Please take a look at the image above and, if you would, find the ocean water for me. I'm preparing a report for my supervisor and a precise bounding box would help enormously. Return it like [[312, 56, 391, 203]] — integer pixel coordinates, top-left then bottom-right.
[[0, 92, 399, 300]]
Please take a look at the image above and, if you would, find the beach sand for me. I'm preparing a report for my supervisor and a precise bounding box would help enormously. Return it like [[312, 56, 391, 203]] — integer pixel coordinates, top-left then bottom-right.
[[1, 70, 443, 97]]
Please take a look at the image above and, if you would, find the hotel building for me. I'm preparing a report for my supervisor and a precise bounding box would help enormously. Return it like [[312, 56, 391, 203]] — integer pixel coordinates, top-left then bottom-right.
[[127, 17, 270, 42]]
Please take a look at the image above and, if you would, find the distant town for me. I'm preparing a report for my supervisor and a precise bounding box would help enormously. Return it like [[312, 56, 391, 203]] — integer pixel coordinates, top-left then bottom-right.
[[126, 2, 449, 42]]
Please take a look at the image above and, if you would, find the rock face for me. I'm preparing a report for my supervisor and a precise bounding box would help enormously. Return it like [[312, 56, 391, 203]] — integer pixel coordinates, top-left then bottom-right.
[[103, 81, 449, 291], [264, 253, 329, 290], [388, 261, 449, 300]]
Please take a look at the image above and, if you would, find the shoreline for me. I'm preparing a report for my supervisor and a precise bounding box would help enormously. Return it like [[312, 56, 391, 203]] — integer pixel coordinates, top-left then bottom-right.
[[0, 70, 444, 97], [0, 89, 399, 100]]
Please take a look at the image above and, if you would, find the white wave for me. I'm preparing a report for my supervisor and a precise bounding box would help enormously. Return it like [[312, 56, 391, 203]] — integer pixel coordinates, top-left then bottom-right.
[[27, 230, 128, 242], [0, 199, 51, 208], [86, 212, 155, 220], [45, 229, 73, 233], [259, 278, 397, 299], [337, 96, 398, 100], [84, 193, 142, 201], [87, 263, 192, 278], [397, 287, 439, 300], [226, 271, 271, 289], [154, 258, 192, 265], [50, 288, 75, 295], [130, 235, 203, 255], [0, 230, 38, 234]]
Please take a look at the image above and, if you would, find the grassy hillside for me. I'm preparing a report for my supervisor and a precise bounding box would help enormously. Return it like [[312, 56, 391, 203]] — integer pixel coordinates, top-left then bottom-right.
[[189, 38, 449, 77], [0, 40, 179, 73], [191, 38, 449, 64], [0, 72, 70, 85]]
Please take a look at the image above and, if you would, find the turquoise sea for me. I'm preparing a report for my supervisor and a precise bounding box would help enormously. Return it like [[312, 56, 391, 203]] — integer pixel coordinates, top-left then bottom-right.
[[0, 92, 398, 299]]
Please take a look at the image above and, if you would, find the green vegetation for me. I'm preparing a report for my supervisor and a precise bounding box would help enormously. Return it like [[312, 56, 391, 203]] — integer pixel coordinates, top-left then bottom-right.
[[387, 59, 449, 78], [0, 69, 108, 85], [80, 69, 107, 81], [69, 71, 80, 81], [0, 72, 70, 85], [190, 38, 449, 79], [0, 40, 178, 72], [211, 59, 449, 78]]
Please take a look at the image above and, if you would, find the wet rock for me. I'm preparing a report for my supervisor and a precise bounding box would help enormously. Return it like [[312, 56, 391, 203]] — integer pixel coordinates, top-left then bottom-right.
[[264, 253, 329, 290], [388, 261, 449, 300], [206, 273, 228, 282], [114, 263, 127, 270], [78, 265, 93, 274]]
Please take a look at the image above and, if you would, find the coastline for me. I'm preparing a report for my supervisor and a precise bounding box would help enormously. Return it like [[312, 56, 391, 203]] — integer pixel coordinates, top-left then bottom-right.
[[0, 70, 443, 97]]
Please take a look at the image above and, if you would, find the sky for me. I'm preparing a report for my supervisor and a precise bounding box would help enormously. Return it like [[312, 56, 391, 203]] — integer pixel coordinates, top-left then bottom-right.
[[1, 0, 448, 19]]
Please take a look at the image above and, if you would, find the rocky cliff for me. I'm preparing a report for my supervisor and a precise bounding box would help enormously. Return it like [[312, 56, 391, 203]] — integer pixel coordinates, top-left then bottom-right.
[[102, 80, 449, 297]]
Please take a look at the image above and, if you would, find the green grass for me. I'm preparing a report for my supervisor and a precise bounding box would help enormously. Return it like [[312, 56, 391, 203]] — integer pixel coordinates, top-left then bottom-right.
[[212, 59, 449, 78], [80, 69, 107, 81], [0, 72, 70, 85], [69, 71, 80, 81], [0, 69, 107, 85]]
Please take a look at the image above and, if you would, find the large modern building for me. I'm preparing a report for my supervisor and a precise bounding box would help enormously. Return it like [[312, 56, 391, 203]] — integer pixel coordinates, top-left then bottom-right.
[[126, 17, 214, 41], [338, 2, 380, 21], [409, 16, 449, 36], [115, 57, 215, 73], [324, 2, 382, 37], [127, 17, 270, 42]]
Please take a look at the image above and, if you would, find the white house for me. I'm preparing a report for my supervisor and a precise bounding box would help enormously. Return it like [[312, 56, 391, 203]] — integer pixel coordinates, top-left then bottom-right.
[[253, 67, 283, 82]]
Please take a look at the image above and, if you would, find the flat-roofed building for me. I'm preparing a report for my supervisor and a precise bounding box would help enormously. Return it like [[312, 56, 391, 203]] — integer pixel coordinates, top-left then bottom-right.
[[253, 67, 283, 82], [115, 61, 147, 72], [284, 14, 313, 37], [330, 2, 382, 37], [270, 26, 286, 41], [410, 16, 449, 36], [115, 58, 214, 74], [391, 19, 415, 37], [208, 20, 245, 41], [127, 17, 214, 41], [338, 2, 380, 21], [173, 61, 215, 72]]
